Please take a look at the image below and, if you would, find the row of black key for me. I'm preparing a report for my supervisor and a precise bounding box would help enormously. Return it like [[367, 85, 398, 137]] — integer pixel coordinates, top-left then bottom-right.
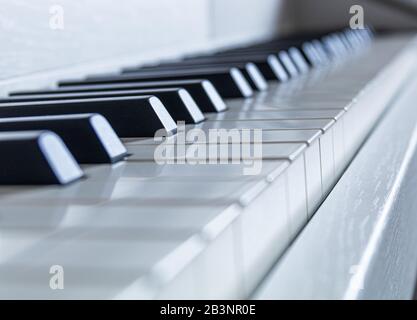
[[0, 27, 374, 184]]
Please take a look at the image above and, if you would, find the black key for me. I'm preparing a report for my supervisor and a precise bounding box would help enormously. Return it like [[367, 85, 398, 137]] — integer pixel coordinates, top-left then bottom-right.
[[222, 35, 325, 52], [311, 39, 332, 62], [287, 47, 310, 73], [211, 50, 299, 78], [212, 39, 306, 55], [278, 50, 299, 77], [234, 50, 299, 78], [179, 54, 289, 82], [213, 47, 287, 57], [301, 42, 324, 66], [9, 80, 226, 113], [211, 45, 314, 68], [321, 35, 341, 58], [338, 32, 354, 52], [126, 63, 268, 92], [0, 131, 83, 185], [59, 67, 254, 99], [306, 40, 331, 65], [2, 88, 204, 125], [0, 96, 177, 138], [0, 114, 128, 164]]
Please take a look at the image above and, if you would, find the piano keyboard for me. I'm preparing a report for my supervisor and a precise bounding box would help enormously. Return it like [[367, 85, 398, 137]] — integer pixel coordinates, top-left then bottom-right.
[[0, 28, 415, 299]]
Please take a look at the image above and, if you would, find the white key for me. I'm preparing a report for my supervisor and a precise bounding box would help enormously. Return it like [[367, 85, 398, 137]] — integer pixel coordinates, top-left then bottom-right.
[[303, 139, 323, 215], [83, 161, 288, 181], [195, 119, 335, 131], [320, 126, 336, 195], [237, 163, 290, 294], [127, 142, 306, 162], [124, 129, 322, 146], [0, 228, 204, 299], [124, 127, 325, 219], [206, 109, 345, 121], [286, 155, 308, 234], [0, 179, 266, 205]]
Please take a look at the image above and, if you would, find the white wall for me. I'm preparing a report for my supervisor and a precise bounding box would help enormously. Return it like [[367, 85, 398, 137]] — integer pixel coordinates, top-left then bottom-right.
[[0, 0, 211, 81]]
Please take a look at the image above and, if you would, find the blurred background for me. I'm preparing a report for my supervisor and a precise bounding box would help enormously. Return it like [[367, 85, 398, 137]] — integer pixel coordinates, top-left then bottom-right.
[[1, 0, 417, 83]]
